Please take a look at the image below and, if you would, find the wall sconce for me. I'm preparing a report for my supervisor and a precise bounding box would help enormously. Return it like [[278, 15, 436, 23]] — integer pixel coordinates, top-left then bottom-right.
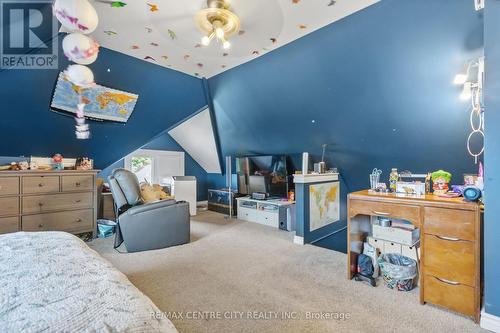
[[454, 57, 484, 164]]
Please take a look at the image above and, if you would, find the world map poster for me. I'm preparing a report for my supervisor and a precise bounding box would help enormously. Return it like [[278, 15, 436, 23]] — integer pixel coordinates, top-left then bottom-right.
[[51, 73, 139, 123], [309, 182, 340, 231]]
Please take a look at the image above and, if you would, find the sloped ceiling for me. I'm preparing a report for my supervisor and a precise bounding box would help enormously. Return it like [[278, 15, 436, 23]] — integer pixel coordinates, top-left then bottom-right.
[[168, 109, 222, 173], [92, 0, 379, 78]]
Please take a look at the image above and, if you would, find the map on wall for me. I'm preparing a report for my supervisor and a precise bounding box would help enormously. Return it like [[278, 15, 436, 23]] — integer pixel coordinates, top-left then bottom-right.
[[309, 182, 340, 231], [51, 73, 139, 123]]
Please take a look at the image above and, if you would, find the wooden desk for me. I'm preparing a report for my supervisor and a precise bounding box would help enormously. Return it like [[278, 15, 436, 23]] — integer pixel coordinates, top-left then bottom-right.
[[348, 190, 481, 322]]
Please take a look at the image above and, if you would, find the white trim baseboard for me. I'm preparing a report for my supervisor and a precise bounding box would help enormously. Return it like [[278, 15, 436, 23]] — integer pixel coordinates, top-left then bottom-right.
[[481, 310, 500, 332], [294, 235, 304, 245]]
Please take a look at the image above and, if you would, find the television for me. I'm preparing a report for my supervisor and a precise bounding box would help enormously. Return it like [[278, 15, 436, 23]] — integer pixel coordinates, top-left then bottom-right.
[[50, 72, 139, 123], [236, 155, 289, 198]]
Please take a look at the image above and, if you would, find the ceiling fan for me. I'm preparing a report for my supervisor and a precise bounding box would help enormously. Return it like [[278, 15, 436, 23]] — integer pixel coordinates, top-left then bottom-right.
[[195, 0, 241, 50]]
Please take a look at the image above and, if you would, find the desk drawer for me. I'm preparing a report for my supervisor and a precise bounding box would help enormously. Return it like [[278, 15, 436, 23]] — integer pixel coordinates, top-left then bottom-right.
[[22, 209, 93, 233], [350, 200, 420, 225], [23, 192, 92, 214], [0, 197, 19, 216], [424, 207, 475, 241], [0, 177, 19, 196], [0, 216, 19, 234], [62, 175, 94, 192], [23, 176, 59, 194], [423, 234, 475, 286], [424, 274, 475, 317]]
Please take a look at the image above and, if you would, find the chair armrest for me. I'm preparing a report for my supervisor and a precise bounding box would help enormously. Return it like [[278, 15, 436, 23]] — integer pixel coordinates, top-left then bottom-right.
[[124, 199, 176, 216]]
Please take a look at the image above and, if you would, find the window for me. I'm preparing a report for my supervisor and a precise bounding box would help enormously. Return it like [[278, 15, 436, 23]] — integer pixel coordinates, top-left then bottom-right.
[[125, 149, 184, 184]]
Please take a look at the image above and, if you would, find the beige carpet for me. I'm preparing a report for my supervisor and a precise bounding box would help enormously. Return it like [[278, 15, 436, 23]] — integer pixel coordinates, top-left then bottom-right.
[[88, 211, 485, 333]]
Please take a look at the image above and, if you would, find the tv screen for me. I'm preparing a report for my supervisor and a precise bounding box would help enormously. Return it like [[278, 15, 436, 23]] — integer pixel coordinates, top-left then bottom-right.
[[50, 72, 139, 123], [237, 155, 288, 198]]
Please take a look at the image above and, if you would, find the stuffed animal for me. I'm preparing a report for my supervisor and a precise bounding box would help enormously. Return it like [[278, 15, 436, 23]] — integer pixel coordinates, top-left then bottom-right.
[[18, 161, 29, 170], [140, 183, 170, 203]]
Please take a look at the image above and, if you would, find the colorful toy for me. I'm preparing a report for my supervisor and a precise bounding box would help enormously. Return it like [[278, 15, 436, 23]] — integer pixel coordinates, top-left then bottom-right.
[[431, 170, 452, 195], [52, 154, 64, 170]]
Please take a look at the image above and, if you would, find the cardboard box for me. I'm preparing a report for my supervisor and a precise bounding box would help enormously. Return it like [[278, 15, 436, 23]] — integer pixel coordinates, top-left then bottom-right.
[[367, 236, 385, 253], [402, 243, 420, 261], [372, 224, 420, 246]]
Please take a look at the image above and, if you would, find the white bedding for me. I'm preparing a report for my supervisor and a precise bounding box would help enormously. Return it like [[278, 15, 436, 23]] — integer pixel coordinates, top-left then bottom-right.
[[0, 232, 177, 333]]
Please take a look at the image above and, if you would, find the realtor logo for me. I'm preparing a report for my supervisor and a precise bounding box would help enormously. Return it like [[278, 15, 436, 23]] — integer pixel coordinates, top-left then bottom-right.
[[1, 0, 58, 69]]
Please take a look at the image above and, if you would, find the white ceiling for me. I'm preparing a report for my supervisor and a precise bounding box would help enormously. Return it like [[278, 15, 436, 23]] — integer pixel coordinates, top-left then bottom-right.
[[92, 0, 379, 78]]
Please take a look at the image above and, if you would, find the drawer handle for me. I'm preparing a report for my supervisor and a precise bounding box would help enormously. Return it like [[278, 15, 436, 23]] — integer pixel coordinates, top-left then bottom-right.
[[38, 183, 44, 187], [38, 224, 44, 228], [435, 276, 460, 286], [75, 182, 81, 187], [75, 200, 82, 203], [75, 218, 82, 223], [38, 202, 44, 207], [372, 210, 390, 216], [436, 235, 461, 242]]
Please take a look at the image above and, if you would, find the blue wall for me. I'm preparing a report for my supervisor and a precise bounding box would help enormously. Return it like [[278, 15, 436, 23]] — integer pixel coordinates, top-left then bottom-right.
[[483, 0, 500, 318], [99, 132, 208, 201], [0, 43, 208, 170], [207, 0, 483, 249]]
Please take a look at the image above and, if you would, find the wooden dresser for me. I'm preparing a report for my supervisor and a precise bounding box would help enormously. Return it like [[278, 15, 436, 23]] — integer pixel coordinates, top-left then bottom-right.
[[0, 170, 99, 237], [348, 190, 481, 322]]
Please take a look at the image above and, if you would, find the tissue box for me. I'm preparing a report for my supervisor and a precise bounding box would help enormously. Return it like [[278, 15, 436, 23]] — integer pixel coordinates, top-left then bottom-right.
[[372, 224, 420, 246]]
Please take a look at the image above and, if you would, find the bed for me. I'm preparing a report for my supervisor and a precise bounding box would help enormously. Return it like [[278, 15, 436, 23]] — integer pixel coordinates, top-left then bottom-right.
[[0, 231, 177, 333]]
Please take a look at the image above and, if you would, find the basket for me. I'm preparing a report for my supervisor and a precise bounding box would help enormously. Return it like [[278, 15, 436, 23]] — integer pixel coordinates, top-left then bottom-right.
[[378, 253, 417, 291], [97, 219, 117, 238]]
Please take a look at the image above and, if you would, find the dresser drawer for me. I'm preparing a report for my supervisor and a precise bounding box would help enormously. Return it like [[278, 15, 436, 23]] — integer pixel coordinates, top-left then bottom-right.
[[0, 177, 19, 196], [0, 216, 19, 234], [62, 175, 94, 192], [423, 234, 475, 286], [22, 192, 92, 214], [350, 200, 420, 225], [22, 209, 93, 233], [23, 176, 60, 194], [0, 197, 19, 216], [424, 207, 475, 241], [423, 274, 475, 317]]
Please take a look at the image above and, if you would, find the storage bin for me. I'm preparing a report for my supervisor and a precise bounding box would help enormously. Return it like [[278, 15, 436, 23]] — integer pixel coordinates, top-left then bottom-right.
[[372, 224, 419, 246]]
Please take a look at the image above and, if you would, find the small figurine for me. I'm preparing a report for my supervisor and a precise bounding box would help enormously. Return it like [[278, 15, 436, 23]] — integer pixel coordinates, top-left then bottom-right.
[[18, 161, 29, 170], [52, 154, 64, 170], [29, 161, 39, 170], [75, 157, 92, 170], [431, 170, 452, 195]]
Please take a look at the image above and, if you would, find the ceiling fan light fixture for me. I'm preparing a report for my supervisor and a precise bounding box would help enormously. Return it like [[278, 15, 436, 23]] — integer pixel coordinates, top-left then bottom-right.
[[196, 0, 240, 51]]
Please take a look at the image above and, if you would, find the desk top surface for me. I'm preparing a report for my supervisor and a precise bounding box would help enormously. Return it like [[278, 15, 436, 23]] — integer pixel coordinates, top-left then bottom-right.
[[349, 189, 480, 210]]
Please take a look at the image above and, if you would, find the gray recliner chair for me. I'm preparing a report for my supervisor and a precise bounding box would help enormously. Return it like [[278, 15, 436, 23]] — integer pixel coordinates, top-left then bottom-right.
[[108, 168, 190, 253]]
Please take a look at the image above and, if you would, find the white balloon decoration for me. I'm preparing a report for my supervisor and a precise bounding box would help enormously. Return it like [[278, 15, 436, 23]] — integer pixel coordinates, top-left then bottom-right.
[[54, 0, 100, 140], [53, 0, 98, 34], [65, 64, 95, 87], [62, 33, 99, 65]]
